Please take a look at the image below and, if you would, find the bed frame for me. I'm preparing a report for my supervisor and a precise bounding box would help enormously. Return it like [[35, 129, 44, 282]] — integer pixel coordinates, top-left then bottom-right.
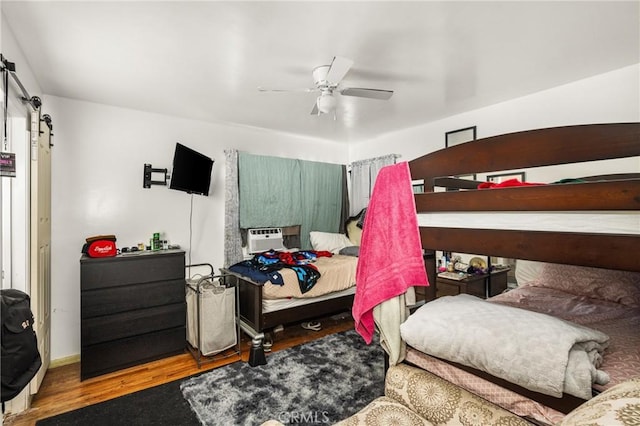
[[225, 271, 354, 332], [410, 122, 639, 301], [223, 218, 361, 364], [407, 122, 640, 414], [221, 268, 354, 366]]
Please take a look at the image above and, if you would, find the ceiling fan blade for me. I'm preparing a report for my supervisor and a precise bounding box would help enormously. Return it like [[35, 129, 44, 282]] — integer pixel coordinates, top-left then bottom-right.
[[310, 103, 319, 115], [258, 86, 317, 93], [340, 87, 394, 100], [325, 56, 354, 84]]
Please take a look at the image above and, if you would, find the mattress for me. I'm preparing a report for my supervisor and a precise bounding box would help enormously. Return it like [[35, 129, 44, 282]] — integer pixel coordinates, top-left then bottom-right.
[[491, 286, 640, 393], [404, 285, 640, 425], [261, 254, 357, 300], [417, 211, 640, 234], [404, 349, 566, 425], [262, 286, 356, 313]]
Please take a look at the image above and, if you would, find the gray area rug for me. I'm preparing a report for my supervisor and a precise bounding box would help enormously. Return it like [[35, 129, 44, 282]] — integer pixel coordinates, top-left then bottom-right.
[[180, 329, 384, 425]]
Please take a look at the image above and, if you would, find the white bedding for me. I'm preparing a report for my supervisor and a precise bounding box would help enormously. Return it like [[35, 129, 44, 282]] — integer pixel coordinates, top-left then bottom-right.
[[417, 211, 640, 234], [261, 254, 357, 299], [262, 286, 356, 313], [400, 294, 610, 399]]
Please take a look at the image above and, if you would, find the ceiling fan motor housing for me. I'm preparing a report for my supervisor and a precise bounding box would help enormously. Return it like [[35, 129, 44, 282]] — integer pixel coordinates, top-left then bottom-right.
[[312, 65, 332, 88]]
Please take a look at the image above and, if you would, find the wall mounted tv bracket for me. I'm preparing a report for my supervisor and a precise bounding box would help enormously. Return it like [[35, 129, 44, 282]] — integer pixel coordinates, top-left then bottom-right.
[[143, 163, 169, 188]]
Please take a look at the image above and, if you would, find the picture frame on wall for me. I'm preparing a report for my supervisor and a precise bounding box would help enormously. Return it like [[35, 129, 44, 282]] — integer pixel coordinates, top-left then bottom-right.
[[445, 126, 476, 148], [455, 173, 477, 181], [487, 171, 526, 183], [411, 179, 424, 194]]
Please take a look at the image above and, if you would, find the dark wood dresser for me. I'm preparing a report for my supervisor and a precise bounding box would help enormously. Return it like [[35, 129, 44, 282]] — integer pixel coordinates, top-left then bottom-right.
[[80, 250, 186, 380]]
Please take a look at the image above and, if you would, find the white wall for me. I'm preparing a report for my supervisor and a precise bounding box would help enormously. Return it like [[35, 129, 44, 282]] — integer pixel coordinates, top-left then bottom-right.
[[46, 64, 639, 361], [350, 64, 640, 182], [45, 96, 349, 359]]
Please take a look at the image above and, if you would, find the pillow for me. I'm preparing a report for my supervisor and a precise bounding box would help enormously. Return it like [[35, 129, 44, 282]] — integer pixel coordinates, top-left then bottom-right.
[[521, 262, 640, 307], [515, 260, 545, 286], [346, 220, 362, 246], [339, 246, 360, 257], [309, 231, 353, 254]]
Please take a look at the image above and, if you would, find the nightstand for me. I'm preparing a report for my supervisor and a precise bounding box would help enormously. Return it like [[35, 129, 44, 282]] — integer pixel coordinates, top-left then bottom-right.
[[436, 268, 509, 299], [414, 250, 437, 302]]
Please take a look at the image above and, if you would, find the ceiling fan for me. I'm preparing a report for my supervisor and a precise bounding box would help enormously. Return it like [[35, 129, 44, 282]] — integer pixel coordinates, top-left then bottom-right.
[[258, 56, 393, 116]]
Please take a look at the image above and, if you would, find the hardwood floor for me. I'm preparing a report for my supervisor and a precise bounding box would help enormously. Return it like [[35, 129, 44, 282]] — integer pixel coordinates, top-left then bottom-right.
[[4, 315, 354, 426]]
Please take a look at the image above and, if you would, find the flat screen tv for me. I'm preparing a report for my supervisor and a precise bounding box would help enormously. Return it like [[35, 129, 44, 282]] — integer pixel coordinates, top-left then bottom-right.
[[169, 143, 214, 196]]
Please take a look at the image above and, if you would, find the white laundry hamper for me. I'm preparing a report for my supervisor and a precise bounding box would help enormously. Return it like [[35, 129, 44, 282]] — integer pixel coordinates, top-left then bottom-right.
[[186, 277, 237, 356]]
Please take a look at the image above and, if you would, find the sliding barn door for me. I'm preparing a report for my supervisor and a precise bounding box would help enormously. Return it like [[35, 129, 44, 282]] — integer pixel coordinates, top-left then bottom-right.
[[29, 109, 51, 392]]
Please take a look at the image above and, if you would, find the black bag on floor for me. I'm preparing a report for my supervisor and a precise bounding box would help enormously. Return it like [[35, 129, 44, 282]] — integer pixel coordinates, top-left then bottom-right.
[[1, 289, 42, 402]]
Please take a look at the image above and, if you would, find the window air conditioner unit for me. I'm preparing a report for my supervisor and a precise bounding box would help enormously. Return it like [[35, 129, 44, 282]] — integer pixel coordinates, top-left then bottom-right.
[[247, 228, 285, 254]]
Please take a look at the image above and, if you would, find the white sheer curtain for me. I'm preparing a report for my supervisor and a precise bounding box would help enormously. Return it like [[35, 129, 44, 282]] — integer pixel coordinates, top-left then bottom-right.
[[349, 154, 399, 216]]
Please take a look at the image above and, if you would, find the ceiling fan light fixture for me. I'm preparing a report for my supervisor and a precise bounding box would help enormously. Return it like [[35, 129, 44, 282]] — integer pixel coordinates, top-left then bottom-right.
[[317, 92, 337, 114]]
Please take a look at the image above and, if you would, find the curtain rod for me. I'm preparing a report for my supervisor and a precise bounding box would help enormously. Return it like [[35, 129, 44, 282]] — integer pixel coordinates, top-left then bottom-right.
[[348, 153, 401, 170]]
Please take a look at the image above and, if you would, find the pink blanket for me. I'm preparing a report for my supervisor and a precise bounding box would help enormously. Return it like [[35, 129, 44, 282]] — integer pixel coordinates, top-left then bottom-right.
[[352, 162, 429, 343]]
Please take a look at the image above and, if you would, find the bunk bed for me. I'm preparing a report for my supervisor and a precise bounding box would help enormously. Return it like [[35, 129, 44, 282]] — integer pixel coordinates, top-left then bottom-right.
[[401, 123, 640, 425]]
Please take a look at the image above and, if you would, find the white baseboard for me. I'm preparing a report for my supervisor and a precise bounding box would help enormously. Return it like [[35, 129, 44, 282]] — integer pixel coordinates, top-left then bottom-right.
[[50, 354, 80, 368]]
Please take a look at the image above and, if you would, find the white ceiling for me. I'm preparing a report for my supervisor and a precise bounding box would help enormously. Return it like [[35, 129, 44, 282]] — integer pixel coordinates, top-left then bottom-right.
[[3, 1, 639, 143]]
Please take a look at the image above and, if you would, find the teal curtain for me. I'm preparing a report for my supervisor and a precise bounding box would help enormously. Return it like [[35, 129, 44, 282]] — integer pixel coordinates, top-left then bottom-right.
[[238, 152, 344, 249], [239, 153, 302, 228], [300, 161, 344, 249]]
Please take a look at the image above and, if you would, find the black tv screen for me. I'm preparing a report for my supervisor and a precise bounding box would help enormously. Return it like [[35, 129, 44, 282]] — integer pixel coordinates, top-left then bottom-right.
[[169, 143, 214, 196]]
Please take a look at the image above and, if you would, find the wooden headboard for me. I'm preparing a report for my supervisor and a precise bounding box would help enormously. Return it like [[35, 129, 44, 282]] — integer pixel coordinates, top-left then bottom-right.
[[409, 123, 640, 299]]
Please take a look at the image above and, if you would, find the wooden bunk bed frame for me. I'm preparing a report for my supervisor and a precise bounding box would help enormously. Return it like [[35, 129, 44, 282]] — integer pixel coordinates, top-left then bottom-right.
[[410, 122, 640, 301], [406, 122, 640, 415]]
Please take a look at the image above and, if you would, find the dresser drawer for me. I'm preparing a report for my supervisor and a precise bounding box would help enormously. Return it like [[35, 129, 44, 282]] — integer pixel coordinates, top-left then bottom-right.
[[81, 279, 185, 318], [82, 303, 186, 345], [436, 277, 486, 298], [435, 280, 461, 298], [464, 279, 486, 298], [81, 327, 186, 380], [81, 251, 184, 290]]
